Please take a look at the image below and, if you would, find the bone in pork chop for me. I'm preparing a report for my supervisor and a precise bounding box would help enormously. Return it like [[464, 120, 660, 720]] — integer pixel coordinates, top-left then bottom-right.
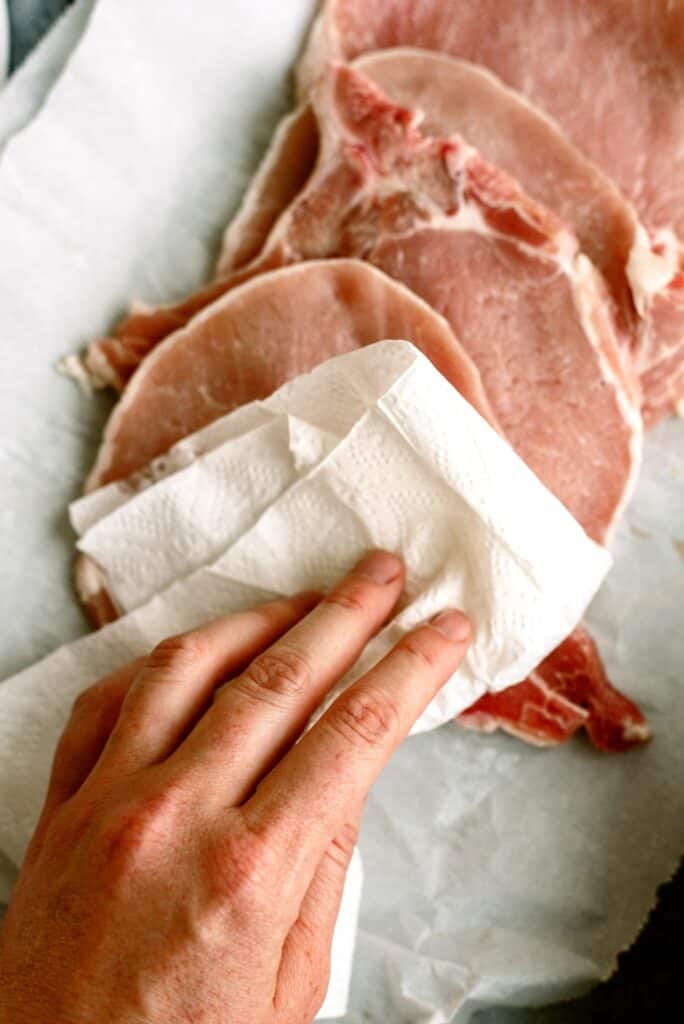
[[94, 50, 644, 405], [297, 0, 684, 420], [219, 49, 644, 383]]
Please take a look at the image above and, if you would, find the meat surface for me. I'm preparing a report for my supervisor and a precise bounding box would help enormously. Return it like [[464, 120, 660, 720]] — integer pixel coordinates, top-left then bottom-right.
[[86, 259, 495, 490], [299, 1, 684, 239], [220, 48, 644, 376], [89, 50, 643, 406], [90, 64, 640, 543], [642, 355, 684, 428], [297, 0, 684, 418]]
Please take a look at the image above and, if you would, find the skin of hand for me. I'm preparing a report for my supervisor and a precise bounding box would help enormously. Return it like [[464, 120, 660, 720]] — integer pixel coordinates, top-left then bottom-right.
[[0, 551, 471, 1024]]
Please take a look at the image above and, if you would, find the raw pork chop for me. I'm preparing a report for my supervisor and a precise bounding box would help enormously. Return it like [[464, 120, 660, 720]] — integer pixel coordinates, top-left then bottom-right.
[[86, 259, 495, 489], [219, 48, 644, 373], [297, 0, 684, 418], [83, 67, 647, 752], [642, 342, 684, 427]]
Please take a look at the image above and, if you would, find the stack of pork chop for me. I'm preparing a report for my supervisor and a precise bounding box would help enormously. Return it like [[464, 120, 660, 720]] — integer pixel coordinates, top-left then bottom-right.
[[75, 0, 684, 753]]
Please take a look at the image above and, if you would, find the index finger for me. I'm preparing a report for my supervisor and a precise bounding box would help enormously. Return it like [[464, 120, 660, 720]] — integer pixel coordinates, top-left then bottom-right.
[[245, 609, 471, 870]]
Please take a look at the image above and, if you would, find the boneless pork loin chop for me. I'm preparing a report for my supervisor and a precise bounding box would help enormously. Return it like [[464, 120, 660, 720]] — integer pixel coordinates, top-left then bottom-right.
[[297, 0, 684, 420]]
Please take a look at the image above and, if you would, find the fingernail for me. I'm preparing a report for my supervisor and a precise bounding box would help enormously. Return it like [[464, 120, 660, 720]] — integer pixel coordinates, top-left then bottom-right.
[[430, 609, 471, 642], [355, 550, 403, 585]]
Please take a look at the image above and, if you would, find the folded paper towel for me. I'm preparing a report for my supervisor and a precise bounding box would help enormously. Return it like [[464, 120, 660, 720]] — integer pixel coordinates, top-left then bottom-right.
[[74, 414, 339, 611]]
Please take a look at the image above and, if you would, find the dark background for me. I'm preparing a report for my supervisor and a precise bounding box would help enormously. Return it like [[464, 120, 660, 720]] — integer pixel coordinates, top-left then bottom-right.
[[5, 2, 681, 1021]]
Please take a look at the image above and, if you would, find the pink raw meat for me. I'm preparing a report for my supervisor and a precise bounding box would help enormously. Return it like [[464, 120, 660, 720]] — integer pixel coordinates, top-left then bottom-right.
[[220, 104, 320, 273], [459, 625, 650, 752], [220, 48, 643, 377], [86, 259, 494, 489], [297, 0, 684, 419], [99, 49, 644, 400]]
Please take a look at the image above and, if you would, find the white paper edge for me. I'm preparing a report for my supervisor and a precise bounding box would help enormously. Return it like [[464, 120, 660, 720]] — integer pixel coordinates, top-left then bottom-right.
[[0, 0, 8, 86]]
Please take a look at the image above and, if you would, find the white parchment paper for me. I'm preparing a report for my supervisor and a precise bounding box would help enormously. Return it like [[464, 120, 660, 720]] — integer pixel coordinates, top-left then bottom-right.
[[0, 0, 94, 151], [0, 1, 682, 1020]]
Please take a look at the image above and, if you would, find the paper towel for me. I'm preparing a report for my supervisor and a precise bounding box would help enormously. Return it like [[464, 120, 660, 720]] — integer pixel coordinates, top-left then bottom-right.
[[0, 2, 682, 1021]]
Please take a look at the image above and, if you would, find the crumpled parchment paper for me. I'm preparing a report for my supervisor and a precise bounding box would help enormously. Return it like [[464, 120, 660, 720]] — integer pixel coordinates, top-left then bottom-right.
[[0, 2, 681, 1020]]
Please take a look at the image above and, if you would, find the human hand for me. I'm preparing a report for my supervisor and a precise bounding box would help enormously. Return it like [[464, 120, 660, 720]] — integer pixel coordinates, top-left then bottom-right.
[[0, 551, 471, 1024]]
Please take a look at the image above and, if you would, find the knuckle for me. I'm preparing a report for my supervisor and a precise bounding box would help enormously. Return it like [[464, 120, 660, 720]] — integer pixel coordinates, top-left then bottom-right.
[[328, 690, 400, 749], [240, 645, 313, 704], [146, 632, 206, 673], [323, 578, 369, 615], [399, 631, 440, 670], [249, 603, 284, 634], [96, 786, 183, 876]]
